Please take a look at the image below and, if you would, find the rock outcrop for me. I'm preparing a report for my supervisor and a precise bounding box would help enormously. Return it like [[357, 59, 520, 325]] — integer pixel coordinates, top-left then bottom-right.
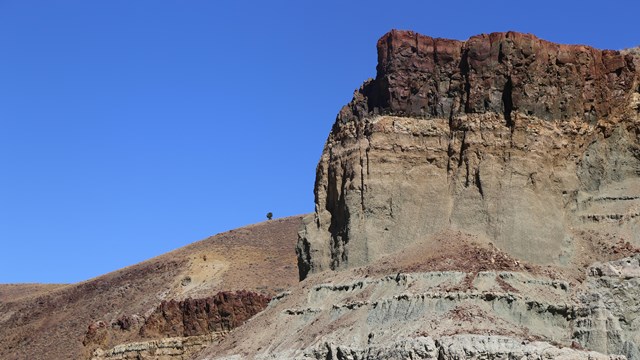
[[90, 334, 220, 360], [85, 291, 270, 359], [199, 254, 640, 359], [298, 30, 640, 278], [191, 30, 640, 360], [140, 291, 270, 338], [309, 336, 626, 360]]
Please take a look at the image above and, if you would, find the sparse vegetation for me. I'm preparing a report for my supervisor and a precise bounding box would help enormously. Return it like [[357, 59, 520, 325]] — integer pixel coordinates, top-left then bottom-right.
[[266, 212, 273, 220]]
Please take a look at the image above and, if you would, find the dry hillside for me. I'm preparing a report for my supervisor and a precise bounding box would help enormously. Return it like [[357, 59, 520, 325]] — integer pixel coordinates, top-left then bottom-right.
[[0, 216, 303, 360]]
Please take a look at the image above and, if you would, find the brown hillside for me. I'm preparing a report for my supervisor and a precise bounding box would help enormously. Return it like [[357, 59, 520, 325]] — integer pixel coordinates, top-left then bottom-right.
[[0, 284, 67, 303], [0, 215, 303, 360]]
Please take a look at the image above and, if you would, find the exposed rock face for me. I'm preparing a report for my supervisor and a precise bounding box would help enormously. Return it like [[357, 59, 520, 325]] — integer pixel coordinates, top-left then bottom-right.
[[84, 291, 270, 359], [575, 258, 640, 358], [309, 336, 626, 360], [298, 30, 640, 278], [217, 337, 626, 359], [140, 291, 270, 338], [199, 255, 640, 360], [90, 334, 219, 360]]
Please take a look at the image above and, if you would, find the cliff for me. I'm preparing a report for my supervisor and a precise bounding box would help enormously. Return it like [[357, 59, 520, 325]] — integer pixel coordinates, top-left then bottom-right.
[[140, 291, 270, 338], [85, 291, 270, 359], [298, 30, 640, 278], [191, 31, 640, 360], [201, 254, 640, 359]]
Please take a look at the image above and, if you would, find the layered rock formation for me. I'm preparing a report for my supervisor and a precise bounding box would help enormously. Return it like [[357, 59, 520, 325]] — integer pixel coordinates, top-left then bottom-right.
[[203, 254, 640, 359], [311, 336, 626, 360], [85, 291, 270, 359], [91, 334, 219, 360], [298, 30, 640, 278], [202, 231, 640, 359], [140, 291, 270, 338], [93, 31, 640, 360]]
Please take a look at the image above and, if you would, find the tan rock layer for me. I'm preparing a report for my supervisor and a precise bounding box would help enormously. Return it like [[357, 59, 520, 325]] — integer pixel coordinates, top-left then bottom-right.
[[91, 333, 221, 360], [297, 30, 640, 279]]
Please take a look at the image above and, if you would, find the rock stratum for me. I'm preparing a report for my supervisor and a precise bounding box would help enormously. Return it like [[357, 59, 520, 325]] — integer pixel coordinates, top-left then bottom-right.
[[298, 30, 640, 277], [86, 291, 270, 359], [202, 231, 640, 359]]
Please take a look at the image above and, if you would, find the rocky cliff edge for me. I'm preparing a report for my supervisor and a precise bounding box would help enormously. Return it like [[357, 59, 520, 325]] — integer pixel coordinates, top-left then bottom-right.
[[298, 30, 640, 279]]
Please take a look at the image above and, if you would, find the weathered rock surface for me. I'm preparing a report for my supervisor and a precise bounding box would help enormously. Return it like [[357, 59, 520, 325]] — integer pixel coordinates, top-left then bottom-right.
[[192, 31, 640, 360], [217, 336, 626, 359], [84, 291, 269, 359], [575, 258, 640, 358], [90, 333, 219, 360], [307, 335, 625, 360], [199, 255, 640, 359], [298, 30, 640, 278], [140, 291, 270, 338]]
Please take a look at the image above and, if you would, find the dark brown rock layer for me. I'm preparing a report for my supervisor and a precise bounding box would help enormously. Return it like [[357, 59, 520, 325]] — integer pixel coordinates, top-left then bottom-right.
[[341, 30, 636, 125], [139, 291, 270, 338]]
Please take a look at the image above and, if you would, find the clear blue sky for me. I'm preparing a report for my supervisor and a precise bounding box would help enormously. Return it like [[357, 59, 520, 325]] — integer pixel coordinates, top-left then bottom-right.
[[1, 1, 638, 283]]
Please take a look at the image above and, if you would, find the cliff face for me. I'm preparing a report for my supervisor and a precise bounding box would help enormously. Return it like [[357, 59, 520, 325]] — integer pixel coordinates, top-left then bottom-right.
[[200, 255, 640, 359], [190, 31, 640, 360], [358, 30, 634, 123], [298, 30, 640, 278], [140, 291, 270, 338], [85, 291, 270, 359]]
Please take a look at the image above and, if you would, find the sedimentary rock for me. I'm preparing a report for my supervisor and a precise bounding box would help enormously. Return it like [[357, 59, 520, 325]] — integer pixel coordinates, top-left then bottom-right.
[[298, 30, 640, 278], [140, 291, 270, 338], [184, 31, 640, 360], [199, 254, 640, 359], [308, 336, 626, 360], [84, 291, 270, 359], [90, 334, 219, 360]]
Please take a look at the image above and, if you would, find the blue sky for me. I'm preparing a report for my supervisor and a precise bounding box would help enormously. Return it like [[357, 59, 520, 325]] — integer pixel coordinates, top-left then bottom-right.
[[1, 1, 638, 283]]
